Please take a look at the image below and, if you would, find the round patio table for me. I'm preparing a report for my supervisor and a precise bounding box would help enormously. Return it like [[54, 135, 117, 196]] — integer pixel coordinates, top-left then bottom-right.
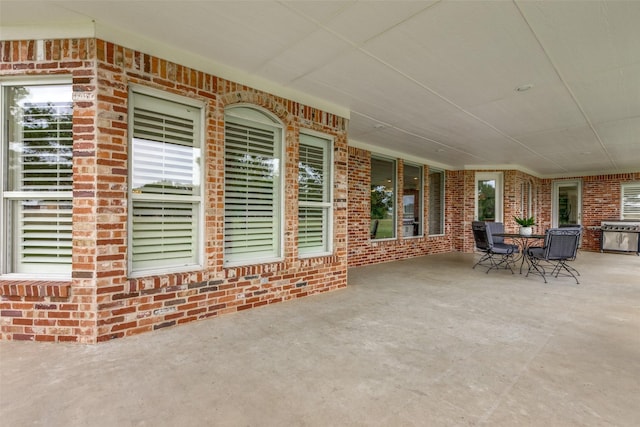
[[493, 233, 545, 274]]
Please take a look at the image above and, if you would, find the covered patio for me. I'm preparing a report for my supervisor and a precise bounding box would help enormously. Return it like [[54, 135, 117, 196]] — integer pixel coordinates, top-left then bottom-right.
[[1, 251, 638, 426]]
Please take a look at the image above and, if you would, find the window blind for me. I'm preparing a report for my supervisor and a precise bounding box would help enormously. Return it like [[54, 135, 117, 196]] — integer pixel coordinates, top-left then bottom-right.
[[131, 201, 197, 263], [298, 207, 326, 252], [299, 142, 325, 203], [429, 170, 445, 235], [133, 107, 195, 147], [224, 118, 281, 263], [17, 101, 73, 192], [130, 92, 201, 272], [622, 184, 640, 220], [132, 138, 198, 196], [16, 199, 72, 270], [5, 85, 74, 274], [298, 134, 331, 255]]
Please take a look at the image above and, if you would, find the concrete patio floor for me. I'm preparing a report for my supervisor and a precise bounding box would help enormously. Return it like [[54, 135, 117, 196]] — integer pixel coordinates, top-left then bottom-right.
[[1, 251, 639, 426]]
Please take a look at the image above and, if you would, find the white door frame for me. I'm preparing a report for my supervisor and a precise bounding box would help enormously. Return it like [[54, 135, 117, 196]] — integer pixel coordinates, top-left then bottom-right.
[[552, 179, 582, 227], [475, 172, 503, 222]]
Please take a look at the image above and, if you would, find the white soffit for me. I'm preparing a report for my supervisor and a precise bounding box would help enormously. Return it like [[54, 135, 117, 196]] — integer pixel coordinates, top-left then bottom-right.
[[0, 3, 350, 120], [95, 21, 349, 119], [518, 1, 640, 80]]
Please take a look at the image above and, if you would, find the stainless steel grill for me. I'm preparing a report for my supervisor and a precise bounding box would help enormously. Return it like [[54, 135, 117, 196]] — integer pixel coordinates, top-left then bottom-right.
[[600, 221, 640, 255]]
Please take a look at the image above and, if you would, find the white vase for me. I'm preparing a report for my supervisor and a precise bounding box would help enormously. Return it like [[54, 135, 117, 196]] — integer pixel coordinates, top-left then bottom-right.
[[520, 226, 532, 236]]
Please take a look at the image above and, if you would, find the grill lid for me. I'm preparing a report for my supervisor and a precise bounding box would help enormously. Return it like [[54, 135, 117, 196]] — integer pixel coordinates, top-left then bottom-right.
[[601, 221, 640, 232]]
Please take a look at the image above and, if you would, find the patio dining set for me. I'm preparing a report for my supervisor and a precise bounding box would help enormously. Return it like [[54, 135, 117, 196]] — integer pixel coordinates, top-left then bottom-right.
[[471, 221, 582, 284]]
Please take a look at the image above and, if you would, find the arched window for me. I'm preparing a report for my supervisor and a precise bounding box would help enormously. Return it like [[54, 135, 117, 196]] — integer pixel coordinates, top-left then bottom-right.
[[224, 106, 284, 265], [521, 179, 534, 218]]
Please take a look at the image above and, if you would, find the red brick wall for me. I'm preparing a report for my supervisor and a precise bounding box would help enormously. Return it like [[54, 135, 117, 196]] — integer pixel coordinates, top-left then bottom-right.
[[538, 173, 640, 252], [1, 38, 348, 343], [457, 171, 640, 253], [349, 163, 639, 261], [0, 39, 99, 343], [448, 170, 469, 252], [347, 147, 453, 267]]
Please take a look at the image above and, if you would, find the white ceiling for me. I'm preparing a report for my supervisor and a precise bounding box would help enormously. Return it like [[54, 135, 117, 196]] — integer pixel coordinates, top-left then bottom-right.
[[2, 0, 639, 177]]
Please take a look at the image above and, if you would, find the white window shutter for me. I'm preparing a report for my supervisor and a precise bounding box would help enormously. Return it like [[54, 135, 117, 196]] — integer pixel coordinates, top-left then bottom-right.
[[16, 199, 72, 272], [298, 133, 332, 255], [130, 92, 202, 272], [622, 184, 640, 220], [5, 85, 73, 274], [224, 119, 281, 263]]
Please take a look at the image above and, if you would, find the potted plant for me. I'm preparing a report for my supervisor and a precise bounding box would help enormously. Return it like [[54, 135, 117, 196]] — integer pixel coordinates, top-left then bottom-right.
[[514, 216, 535, 236]]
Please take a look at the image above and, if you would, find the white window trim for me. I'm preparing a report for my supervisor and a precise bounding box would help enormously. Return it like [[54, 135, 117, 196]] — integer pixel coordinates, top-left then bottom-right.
[[551, 179, 582, 227], [428, 168, 446, 237], [475, 172, 503, 222], [402, 161, 424, 239], [223, 104, 285, 267], [521, 179, 534, 218], [127, 86, 205, 278], [370, 155, 397, 241], [298, 130, 334, 258], [1, 78, 73, 278], [621, 181, 640, 220]]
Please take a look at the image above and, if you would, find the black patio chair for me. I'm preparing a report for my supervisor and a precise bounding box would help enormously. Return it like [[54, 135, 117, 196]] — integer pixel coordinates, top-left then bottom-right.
[[526, 227, 582, 284], [472, 221, 519, 274], [487, 221, 505, 245]]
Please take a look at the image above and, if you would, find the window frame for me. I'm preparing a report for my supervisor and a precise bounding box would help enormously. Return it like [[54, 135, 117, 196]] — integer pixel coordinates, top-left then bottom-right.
[[521, 179, 534, 218], [0, 77, 74, 278], [402, 162, 423, 238], [552, 179, 582, 227], [127, 86, 205, 277], [370, 155, 397, 240], [223, 104, 285, 267], [621, 182, 640, 220], [428, 168, 446, 236], [298, 130, 334, 257], [475, 171, 503, 223]]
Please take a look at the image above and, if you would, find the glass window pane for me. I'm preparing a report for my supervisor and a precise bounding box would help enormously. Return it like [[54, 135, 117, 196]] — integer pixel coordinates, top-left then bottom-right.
[[131, 200, 198, 267], [403, 163, 422, 237], [7, 85, 73, 192], [370, 157, 395, 239], [622, 183, 640, 220], [299, 141, 326, 203], [10, 199, 72, 274], [224, 108, 282, 264], [429, 170, 444, 235], [3, 83, 73, 275], [298, 133, 331, 255], [477, 179, 496, 221], [129, 92, 202, 273], [132, 138, 201, 196]]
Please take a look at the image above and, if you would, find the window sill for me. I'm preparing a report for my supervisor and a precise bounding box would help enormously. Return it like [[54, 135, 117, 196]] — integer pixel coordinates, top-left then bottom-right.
[[0, 279, 71, 298], [299, 251, 333, 259], [128, 263, 203, 280], [402, 235, 424, 240]]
